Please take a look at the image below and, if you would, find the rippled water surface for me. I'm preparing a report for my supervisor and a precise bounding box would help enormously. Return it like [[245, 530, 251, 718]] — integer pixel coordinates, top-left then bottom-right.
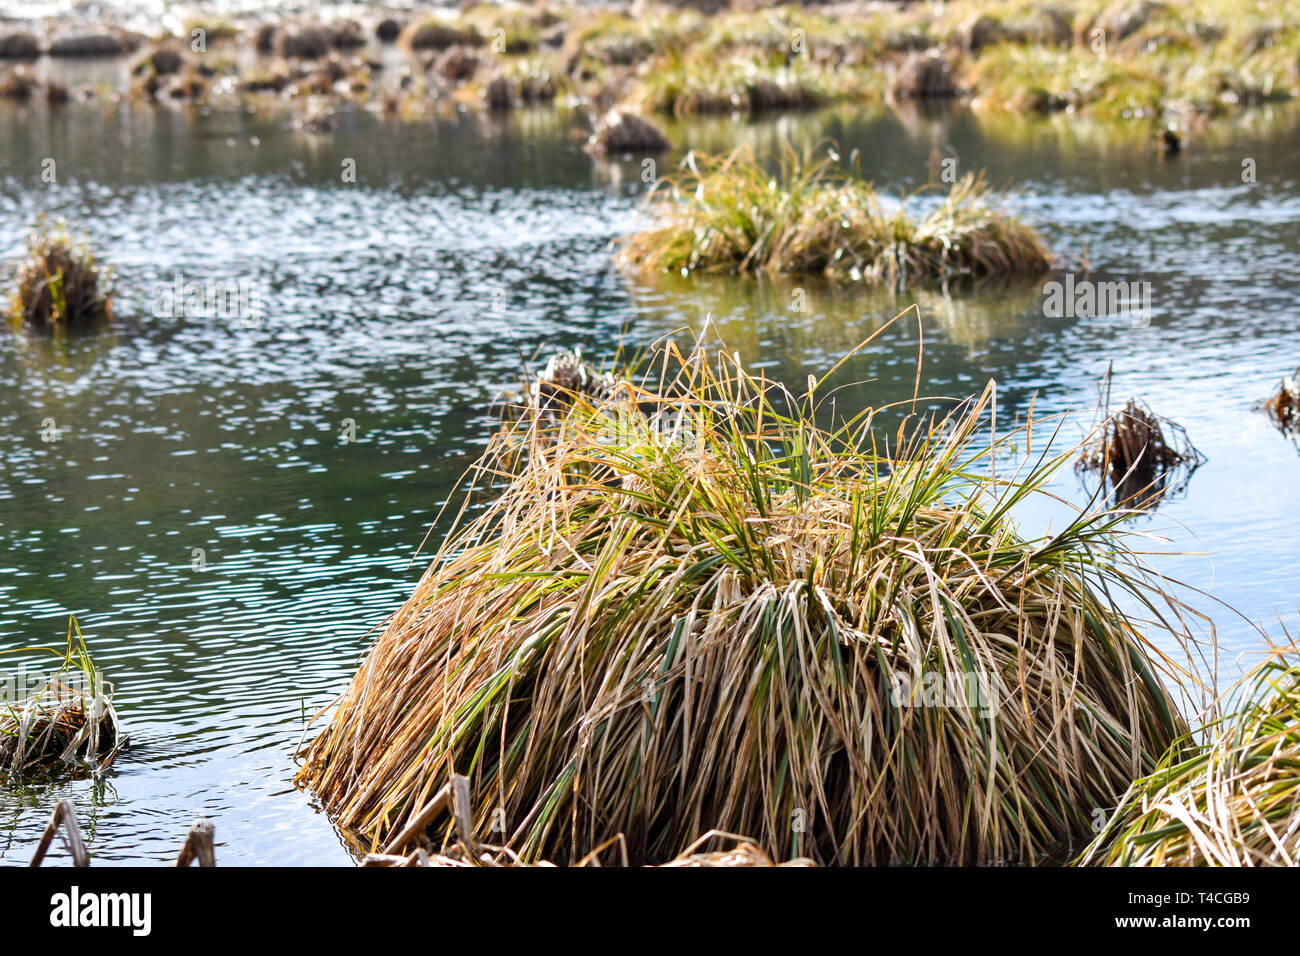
[[1, 94, 1297, 864]]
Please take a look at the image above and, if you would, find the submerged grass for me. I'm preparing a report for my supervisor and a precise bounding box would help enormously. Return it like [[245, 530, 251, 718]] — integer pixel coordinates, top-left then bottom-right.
[[619, 145, 1052, 285], [299, 331, 1198, 865], [0, 615, 120, 779], [1082, 649, 1300, 866]]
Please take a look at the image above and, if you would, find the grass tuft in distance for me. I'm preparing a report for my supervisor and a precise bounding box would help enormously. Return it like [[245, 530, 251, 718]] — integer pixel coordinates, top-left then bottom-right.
[[619, 145, 1052, 286], [298, 332, 1197, 865]]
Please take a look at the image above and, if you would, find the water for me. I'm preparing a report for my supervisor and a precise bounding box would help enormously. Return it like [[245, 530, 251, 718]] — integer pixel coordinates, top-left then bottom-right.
[[1, 89, 1297, 865]]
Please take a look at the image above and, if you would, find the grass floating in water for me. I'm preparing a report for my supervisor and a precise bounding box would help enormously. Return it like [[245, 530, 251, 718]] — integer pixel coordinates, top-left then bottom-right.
[[1077, 397, 1204, 509], [1082, 651, 1300, 866], [586, 109, 672, 156], [8, 218, 113, 332], [619, 145, 1052, 285], [298, 332, 1198, 865], [0, 615, 120, 779]]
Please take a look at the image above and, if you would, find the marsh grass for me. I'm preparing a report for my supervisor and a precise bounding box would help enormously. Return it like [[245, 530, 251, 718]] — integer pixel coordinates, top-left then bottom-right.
[[631, 51, 833, 117], [1082, 649, 1300, 866], [619, 145, 1052, 285], [199, 3, 1299, 120], [8, 218, 113, 332], [967, 45, 1164, 116], [401, 17, 484, 52], [0, 615, 120, 779], [298, 329, 1199, 865]]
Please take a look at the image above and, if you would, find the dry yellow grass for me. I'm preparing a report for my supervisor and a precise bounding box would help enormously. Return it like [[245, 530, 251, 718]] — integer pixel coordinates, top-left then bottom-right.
[[298, 332, 1198, 865]]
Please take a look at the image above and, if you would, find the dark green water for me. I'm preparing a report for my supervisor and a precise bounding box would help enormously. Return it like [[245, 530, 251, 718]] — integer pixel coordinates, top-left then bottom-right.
[[1, 94, 1297, 864]]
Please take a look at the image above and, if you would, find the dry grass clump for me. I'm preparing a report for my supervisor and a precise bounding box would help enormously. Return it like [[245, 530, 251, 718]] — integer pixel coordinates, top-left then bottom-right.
[[132, 45, 184, 77], [1262, 367, 1300, 436], [401, 17, 484, 52], [631, 51, 830, 116], [0, 66, 38, 100], [586, 109, 672, 156], [1082, 651, 1300, 866], [8, 219, 113, 331], [434, 45, 481, 85], [0, 31, 40, 59], [299, 333, 1195, 866], [47, 30, 137, 58], [620, 145, 1052, 286], [1077, 397, 1203, 507], [1, 67, 72, 105], [476, 58, 564, 109], [891, 52, 959, 99], [277, 23, 333, 59], [1, 616, 121, 779]]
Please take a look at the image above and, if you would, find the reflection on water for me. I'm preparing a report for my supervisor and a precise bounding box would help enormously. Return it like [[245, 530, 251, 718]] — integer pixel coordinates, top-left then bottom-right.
[[0, 95, 1297, 864]]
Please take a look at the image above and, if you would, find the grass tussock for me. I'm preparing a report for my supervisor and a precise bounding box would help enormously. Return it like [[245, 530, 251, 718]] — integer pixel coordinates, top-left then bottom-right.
[[1082, 651, 1300, 866], [619, 145, 1052, 285], [1, 616, 120, 779], [586, 109, 672, 156], [401, 17, 484, 52], [8, 219, 113, 332], [628, 48, 858, 117], [298, 332, 1196, 865]]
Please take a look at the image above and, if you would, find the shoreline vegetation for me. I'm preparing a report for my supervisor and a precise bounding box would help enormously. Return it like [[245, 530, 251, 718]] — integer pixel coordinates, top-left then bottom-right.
[[296, 335, 1203, 866], [0, 1, 1296, 131], [619, 144, 1053, 283]]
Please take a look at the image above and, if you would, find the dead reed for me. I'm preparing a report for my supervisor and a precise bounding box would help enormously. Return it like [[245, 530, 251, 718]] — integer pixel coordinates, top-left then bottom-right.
[[1077, 398, 1204, 508]]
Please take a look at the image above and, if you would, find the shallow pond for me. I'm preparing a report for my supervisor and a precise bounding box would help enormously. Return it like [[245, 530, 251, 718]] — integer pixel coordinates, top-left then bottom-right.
[[0, 92, 1297, 864]]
